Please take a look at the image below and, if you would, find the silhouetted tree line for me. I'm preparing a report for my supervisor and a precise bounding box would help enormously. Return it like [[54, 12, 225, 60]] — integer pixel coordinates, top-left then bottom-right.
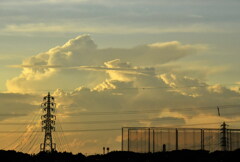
[[0, 149, 240, 162]]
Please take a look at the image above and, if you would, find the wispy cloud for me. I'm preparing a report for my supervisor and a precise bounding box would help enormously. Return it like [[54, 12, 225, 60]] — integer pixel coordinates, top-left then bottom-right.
[[8, 64, 148, 76], [2, 23, 230, 35], [188, 14, 204, 19]]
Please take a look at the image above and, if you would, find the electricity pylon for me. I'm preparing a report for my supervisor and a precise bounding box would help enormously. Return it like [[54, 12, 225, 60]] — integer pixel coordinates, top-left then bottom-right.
[[40, 92, 56, 152], [220, 122, 228, 151]]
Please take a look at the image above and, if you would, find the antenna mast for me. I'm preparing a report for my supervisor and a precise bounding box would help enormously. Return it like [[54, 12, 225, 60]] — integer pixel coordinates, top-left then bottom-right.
[[40, 92, 56, 152]]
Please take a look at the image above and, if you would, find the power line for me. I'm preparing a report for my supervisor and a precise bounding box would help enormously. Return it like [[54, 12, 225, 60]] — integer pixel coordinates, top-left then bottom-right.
[[2, 120, 240, 134], [19, 124, 40, 153], [15, 116, 41, 152], [29, 135, 42, 154], [2, 110, 41, 150], [56, 114, 71, 152], [0, 83, 239, 92], [0, 113, 28, 116], [53, 130, 64, 152], [0, 109, 240, 127], [53, 109, 69, 152], [52, 104, 240, 117], [0, 129, 120, 133], [1, 104, 239, 119]]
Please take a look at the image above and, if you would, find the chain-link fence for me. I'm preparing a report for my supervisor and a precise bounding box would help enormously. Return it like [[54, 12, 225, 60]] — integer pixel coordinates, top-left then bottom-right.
[[122, 127, 240, 152]]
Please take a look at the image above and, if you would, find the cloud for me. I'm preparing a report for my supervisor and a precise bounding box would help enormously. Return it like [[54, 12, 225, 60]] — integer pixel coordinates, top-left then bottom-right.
[[140, 117, 186, 127], [47, 69, 240, 153], [7, 35, 238, 118], [2, 23, 229, 35], [7, 35, 205, 93], [188, 15, 204, 19], [4, 35, 240, 154], [0, 93, 40, 121]]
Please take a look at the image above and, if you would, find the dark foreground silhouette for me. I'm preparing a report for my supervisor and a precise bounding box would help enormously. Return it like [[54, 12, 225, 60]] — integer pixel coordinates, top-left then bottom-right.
[[0, 149, 240, 162]]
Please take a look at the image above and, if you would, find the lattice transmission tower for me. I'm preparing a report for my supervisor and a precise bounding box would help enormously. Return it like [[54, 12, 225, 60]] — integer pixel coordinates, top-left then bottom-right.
[[220, 122, 229, 151], [40, 92, 56, 152]]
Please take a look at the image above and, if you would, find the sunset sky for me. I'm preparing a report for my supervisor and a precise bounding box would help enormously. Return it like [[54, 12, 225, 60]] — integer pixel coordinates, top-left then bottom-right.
[[0, 0, 240, 154]]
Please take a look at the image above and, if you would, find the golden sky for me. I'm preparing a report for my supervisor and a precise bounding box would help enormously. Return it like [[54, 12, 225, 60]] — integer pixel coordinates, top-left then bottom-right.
[[0, 0, 240, 154]]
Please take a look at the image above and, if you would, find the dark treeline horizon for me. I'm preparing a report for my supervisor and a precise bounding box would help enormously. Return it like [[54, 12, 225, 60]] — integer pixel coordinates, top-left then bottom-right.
[[0, 149, 240, 162]]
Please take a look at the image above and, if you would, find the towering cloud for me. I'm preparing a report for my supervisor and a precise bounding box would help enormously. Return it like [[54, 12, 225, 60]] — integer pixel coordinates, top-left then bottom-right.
[[3, 35, 240, 153], [6, 35, 206, 92]]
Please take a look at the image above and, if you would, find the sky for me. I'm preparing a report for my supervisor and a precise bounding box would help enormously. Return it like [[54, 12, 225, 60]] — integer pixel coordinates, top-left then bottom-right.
[[0, 0, 240, 154]]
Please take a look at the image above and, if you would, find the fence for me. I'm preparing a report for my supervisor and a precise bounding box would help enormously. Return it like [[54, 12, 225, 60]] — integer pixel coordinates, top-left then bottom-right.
[[122, 127, 240, 152]]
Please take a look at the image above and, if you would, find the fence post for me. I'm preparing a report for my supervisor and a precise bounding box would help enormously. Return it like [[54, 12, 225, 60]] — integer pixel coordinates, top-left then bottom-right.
[[201, 129, 202, 150], [122, 128, 124, 151], [201, 129, 205, 150], [128, 128, 130, 151], [229, 129, 232, 151], [148, 128, 151, 153], [176, 129, 178, 150], [153, 129, 155, 153]]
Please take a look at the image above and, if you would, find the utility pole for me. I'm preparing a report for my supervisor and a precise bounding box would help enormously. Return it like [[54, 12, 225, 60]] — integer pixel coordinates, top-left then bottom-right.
[[217, 106, 221, 116], [103, 147, 105, 154], [40, 92, 56, 152]]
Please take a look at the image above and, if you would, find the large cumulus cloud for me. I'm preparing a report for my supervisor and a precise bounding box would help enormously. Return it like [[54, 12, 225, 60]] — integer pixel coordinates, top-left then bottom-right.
[[4, 35, 240, 154], [5, 34, 240, 128], [6, 34, 206, 92]]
